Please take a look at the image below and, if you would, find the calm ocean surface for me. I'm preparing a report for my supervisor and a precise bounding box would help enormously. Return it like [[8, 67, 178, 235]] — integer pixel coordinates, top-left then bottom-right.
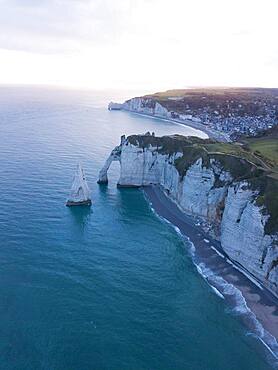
[[0, 86, 273, 370]]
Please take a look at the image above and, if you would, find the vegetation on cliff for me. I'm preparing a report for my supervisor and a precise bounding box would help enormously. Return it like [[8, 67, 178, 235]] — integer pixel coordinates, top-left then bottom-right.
[[144, 87, 278, 118], [239, 125, 278, 177], [127, 131, 278, 234], [131, 88, 278, 139]]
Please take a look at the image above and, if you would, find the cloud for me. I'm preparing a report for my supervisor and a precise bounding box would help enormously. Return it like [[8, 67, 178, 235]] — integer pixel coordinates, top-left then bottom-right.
[[0, 0, 135, 53], [0, 0, 277, 88]]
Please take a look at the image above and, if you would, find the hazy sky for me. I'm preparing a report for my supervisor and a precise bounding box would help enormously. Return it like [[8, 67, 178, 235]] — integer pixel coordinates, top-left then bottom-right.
[[0, 0, 277, 90]]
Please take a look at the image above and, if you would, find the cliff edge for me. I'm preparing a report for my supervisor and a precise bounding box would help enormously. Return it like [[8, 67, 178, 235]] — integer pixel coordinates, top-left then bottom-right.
[[98, 133, 278, 297]]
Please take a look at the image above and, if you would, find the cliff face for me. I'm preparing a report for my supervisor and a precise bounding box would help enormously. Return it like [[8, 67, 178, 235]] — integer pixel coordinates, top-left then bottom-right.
[[121, 88, 278, 140], [123, 97, 169, 118], [98, 135, 278, 297], [121, 96, 229, 142]]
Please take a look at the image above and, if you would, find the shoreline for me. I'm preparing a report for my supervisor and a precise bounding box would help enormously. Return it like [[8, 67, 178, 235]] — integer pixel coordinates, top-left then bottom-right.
[[143, 185, 278, 364], [121, 109, 231, 142]]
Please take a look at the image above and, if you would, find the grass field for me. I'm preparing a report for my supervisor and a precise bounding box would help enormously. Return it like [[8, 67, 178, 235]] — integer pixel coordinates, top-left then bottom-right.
[[245, 139, 278, 167], [240, 126, 278, 175], [198, 125, 278, 177]]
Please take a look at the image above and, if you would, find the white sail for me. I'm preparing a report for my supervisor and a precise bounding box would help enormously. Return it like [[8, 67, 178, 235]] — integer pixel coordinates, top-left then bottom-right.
[[66, 164, 91, 206]]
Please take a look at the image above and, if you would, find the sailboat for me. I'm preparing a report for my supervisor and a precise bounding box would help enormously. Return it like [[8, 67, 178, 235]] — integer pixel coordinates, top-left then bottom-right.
[[66, 164, 92, 206]]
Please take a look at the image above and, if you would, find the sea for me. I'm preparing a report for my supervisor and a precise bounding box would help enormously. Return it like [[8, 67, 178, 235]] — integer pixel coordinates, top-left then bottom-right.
[[0, 85, 274, 370]]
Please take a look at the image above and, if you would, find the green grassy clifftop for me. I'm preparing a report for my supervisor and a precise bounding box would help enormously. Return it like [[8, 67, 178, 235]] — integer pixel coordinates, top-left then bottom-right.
[[144, 87, 278, 117], [127, 131, 278, 234]]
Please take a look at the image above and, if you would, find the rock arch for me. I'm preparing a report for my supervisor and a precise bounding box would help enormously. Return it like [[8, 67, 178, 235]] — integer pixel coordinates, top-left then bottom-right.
[[97, 135, 125, 184]]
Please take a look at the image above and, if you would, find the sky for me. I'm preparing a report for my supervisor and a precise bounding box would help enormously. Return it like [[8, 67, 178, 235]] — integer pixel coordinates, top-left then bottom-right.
[[0, 0, 277, 90]]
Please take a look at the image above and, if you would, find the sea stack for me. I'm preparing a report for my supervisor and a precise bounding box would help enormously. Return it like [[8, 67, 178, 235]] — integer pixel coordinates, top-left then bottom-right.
[[66, 164, 92, 206]]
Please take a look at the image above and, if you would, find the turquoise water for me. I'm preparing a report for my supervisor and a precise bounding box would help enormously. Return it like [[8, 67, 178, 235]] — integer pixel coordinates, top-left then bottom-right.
[[0, 86, 273, 370]]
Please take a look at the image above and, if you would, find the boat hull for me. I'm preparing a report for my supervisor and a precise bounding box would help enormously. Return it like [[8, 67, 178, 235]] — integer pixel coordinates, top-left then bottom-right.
[[66, 199, 92, 207]]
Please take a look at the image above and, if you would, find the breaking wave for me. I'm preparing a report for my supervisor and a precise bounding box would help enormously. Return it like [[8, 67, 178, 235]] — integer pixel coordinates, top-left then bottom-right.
[[195, 262, 278, 365], [147, 195, 278, 367]]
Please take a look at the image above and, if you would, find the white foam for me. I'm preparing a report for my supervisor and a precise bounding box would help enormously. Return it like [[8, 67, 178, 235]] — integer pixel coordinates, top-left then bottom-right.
[[145, 191, 278, 363], [174, 226, 182, 235], [149, 202, 197, 257], [187, 238, 196, 256], [204, 239, 210, 243], [194, 262, 278, 362], [195, 263, 224, 299], [196, 265, 203, 275]]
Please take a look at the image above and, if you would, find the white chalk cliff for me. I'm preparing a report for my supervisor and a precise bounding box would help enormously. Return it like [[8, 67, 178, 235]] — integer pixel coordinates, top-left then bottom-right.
[[122, 97, 170, 118], [98, 134, 278, 297], [112, 96, 230, 142]]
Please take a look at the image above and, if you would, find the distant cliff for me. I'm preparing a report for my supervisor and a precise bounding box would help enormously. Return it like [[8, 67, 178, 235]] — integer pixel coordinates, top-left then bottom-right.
[[99, 134, 278, 297], [123, 97, 169, 118], [109, 88, 278, 140], [110, 96, 229, 142]]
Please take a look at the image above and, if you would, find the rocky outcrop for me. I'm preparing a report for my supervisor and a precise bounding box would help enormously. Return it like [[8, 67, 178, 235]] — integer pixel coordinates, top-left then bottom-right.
[[98, 134, 278, 297], [108, 102, 123, 110], [122, 97, 169, 118]]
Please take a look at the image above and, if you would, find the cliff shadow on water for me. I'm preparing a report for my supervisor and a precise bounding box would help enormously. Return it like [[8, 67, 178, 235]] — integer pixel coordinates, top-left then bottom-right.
[[68, 206, 92, 232]]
